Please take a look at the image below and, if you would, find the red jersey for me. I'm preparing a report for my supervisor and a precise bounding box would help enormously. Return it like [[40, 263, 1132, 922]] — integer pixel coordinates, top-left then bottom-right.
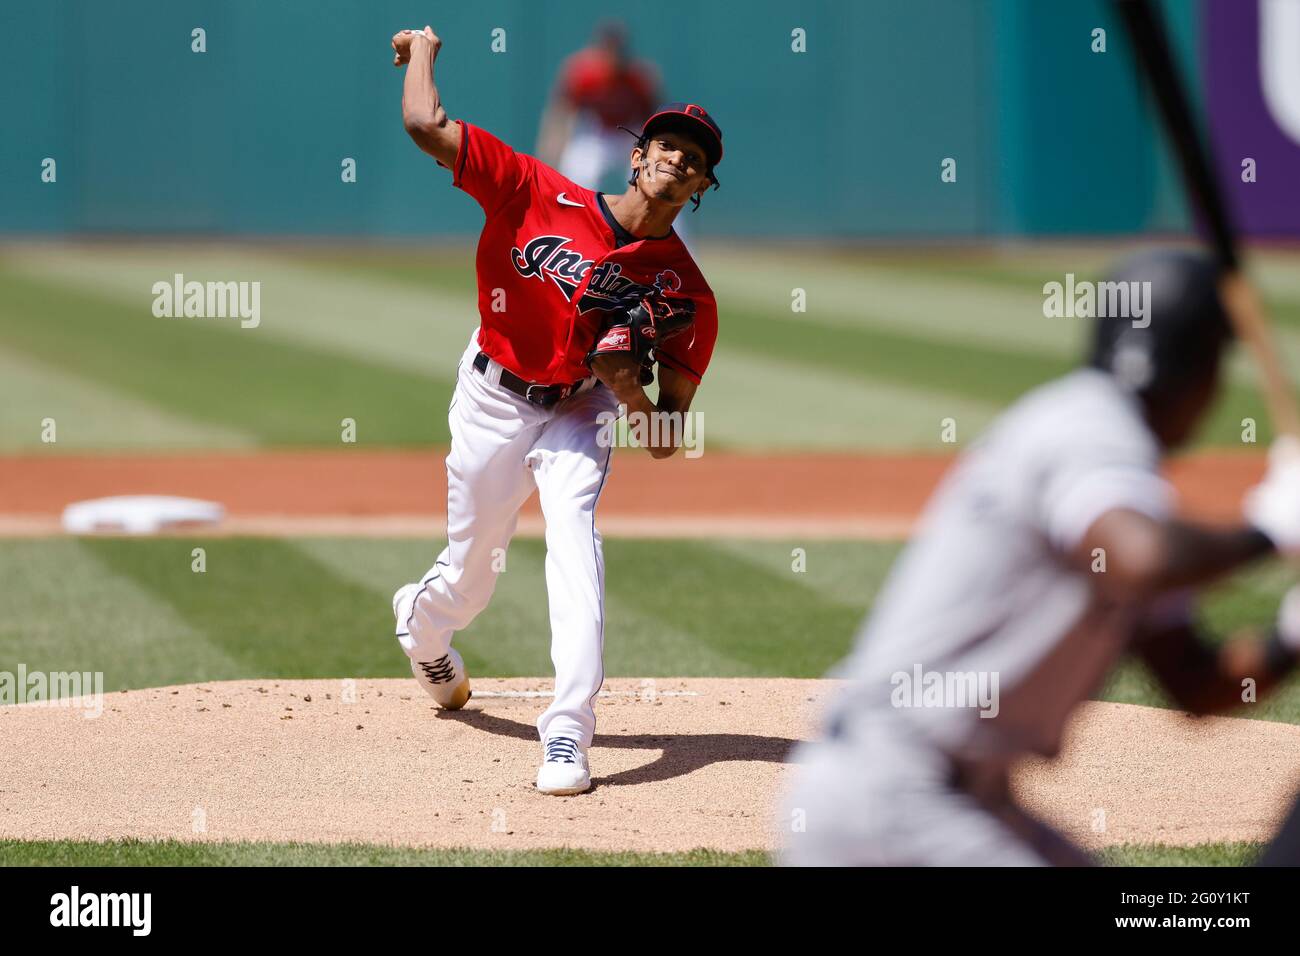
[[559, 49, 658, 130], [450, 121, 718, 386]]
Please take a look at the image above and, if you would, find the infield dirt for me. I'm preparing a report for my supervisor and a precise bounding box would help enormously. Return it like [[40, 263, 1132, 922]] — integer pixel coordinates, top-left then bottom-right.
[[2, 677, 1297, 853]]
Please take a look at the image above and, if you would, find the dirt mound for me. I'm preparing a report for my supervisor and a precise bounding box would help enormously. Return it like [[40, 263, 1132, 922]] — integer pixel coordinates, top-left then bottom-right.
[[1015, 701, 1300, 849], [2, 679, 1296, 853], [0, 678, 824, 852]]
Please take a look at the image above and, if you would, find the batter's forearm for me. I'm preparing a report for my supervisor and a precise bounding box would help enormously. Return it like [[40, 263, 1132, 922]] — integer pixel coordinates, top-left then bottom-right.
[[1082, 513, 1273, 601], [402, 37, 460, 166], [1153, 523, 1276, 587]]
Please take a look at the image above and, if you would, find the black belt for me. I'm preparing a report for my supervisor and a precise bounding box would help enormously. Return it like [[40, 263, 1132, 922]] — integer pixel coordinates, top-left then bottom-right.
[[472, 352, 589, 408]]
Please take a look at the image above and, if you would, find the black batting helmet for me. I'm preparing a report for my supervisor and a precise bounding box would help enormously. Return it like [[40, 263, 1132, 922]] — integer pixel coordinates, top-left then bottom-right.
[[1087, 248, 1233, 397]]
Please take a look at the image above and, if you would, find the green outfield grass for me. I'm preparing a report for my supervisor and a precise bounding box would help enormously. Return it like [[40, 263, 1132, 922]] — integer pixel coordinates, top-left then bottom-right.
[[2, 535, 1297, 718], [2, 534, 1297, 868], [1096, 842, 1265, 868], [0, 536, 883, 687], [0, 839, 766, 867], [0, 838, 1262, 867], [4, 242, 1300, 452]]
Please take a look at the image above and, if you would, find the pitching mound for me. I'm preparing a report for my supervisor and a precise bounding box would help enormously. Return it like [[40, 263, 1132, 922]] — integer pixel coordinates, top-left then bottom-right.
[[2, 679, 1297, 853], [1015, 701, 1300, 849], [0, 678, 823, 852]]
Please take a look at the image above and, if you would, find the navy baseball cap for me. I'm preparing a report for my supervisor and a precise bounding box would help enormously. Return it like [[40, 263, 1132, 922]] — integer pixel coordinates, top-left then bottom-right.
[[641, 102, 723, 168]]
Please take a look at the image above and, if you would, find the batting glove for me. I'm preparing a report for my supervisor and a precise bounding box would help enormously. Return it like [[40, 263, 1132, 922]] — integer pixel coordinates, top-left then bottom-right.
[[1244, 437, 1300, 555], [1276, 585, 1300, 653]]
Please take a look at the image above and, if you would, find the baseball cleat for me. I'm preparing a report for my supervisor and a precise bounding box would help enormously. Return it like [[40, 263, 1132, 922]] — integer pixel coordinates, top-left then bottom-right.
[[392, 584, 473, 710], [410, 652, 472, 710], [536, 736, 591, 795]]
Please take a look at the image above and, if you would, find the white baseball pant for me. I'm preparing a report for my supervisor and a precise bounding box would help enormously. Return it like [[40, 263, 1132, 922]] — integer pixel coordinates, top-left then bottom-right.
[[398, 331, 620, 747], [780, 709, 1092, 866]]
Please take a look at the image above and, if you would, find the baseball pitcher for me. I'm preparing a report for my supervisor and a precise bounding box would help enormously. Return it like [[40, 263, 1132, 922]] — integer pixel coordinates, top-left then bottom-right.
[[389, 27, 721, 795], [783, 250, 1300, 864]]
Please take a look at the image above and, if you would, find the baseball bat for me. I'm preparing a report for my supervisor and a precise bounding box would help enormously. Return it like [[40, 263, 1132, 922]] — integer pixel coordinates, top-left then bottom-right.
[[1113, 0, 1300, 439]]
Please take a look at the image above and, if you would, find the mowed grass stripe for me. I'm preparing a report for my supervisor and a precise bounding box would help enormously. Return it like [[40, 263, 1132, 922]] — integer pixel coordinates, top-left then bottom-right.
[[324, 247, 1053, 449], [688, 351, 1001, 450], [703, 247, 1300, 411], [280, 246, 480, 299], [0, 839, 767, 867], [0, 539, 246, 690], [291, 537, 760, 677], [281, 244, 1300, 444], [4, 244, 1286, 451], [717, 301, 1275, 448], [700, 250, 1083, 357], [603, 539, 866, 677], [0, 837, 1264, 867], [291, 240, 1300, 317], [288, 535, 559, 678], [331, 243, 1079, 364], [847, 248, 1300, 343], [5, 246, 482, 379], [75, 537, 406, 681], [721, 299, 1071, 404], [709, 539, 904, 610], [1096, 842, 1264, 867], [56, 245, 1016, 450], [0, 269, 453, 446], [1252, 253, 1300, 310], [1, 537, 869, 689], [846, 246, 1300, 305], [0, 344, 256, 451], [4, 537, 1300, 722]]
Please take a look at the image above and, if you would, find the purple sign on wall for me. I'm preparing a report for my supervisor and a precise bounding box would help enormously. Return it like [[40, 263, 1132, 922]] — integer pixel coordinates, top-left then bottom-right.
[[1205, 0, 1300, 237]]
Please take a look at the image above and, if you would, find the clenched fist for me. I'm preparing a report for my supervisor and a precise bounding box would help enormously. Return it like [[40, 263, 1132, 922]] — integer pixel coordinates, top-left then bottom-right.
[[392, 26, 440, 67]]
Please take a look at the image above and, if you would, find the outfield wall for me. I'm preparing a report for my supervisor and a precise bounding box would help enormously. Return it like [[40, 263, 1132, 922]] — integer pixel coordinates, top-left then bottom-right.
[[0, 0, 1226, 238]]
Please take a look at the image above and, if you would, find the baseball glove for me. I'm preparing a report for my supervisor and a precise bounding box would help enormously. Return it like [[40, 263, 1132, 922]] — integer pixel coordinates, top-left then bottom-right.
[[585, 293, 696, 385]]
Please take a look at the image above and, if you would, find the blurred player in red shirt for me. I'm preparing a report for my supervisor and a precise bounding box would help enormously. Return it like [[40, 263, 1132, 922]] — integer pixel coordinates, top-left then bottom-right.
[[537, 20, 661, 191]]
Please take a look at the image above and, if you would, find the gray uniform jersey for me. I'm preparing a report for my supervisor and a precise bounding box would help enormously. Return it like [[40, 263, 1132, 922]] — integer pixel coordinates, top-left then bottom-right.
[[828, 369, 1175, 763]]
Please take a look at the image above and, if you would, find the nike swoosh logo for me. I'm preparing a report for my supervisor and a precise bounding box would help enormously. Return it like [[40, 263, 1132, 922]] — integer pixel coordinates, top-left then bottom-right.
[[556, 192, 585, 207]]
